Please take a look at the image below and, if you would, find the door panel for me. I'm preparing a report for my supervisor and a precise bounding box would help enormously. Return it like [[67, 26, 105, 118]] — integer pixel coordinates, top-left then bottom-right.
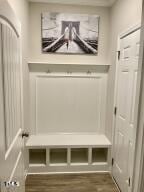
[[0, 1, 25, 192], [118, 70, 129, 118], [130, 71, 138, 125], [113, 29, 140, 192], [2, 22, 21, 150], [114, 68, 131, 192]]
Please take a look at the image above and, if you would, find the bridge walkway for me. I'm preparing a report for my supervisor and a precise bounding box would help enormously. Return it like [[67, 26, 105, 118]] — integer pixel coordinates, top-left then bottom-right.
[[56, 41, 84, 53]]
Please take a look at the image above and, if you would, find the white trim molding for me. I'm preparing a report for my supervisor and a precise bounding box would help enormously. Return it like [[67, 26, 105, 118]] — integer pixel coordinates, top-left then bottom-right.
[[28, 0, 116, 7]]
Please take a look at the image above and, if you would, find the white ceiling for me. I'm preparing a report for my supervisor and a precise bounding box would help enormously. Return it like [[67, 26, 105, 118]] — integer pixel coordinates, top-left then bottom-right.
[[29, 0, 117, 7]]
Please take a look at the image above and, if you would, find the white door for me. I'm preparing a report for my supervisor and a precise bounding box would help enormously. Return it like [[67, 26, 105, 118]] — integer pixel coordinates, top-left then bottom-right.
[[0, 1, 25, 192], [113, 29, 140, 192]]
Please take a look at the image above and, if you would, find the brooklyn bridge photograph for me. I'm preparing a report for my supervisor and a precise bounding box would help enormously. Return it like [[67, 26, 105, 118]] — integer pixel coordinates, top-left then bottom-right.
[[42, 12, 99, 55]]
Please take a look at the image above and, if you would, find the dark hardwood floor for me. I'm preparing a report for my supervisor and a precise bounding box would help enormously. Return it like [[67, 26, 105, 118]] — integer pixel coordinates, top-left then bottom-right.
[[25, 173, 119, 192]]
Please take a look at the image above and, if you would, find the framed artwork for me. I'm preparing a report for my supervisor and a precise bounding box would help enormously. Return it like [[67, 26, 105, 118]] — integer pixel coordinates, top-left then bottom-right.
[[41, 12, 100, 55]]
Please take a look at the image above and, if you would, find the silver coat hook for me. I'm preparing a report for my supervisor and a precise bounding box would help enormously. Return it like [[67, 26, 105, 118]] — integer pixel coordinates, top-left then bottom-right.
[[47, 69, 51, 73], [87, 70, 91, 74], [67, 71, 72, 74]]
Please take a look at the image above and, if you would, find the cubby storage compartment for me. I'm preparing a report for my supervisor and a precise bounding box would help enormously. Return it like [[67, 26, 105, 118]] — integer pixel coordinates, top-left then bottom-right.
[[29, 149, 46, 166], [92, 148, 108, 163], [26, 135, 111, 172], [71, 148, 88, 164], [50, 148, 67, 165]]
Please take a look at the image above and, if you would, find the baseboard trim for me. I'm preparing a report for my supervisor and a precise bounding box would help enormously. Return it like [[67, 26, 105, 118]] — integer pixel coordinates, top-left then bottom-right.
[[27, 170, 110, 175], [24, 169, 28, 180]]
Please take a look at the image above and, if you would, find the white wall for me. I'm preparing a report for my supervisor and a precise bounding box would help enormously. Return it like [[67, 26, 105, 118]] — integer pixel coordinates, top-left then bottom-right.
[[11, 0, 142, 139], [29, 3, 110, 65], [7, 0, 30, 132], [106, 0, 143, 140]]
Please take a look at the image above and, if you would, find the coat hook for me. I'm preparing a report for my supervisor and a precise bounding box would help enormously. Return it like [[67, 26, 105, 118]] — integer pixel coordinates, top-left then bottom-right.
[[87, 70, 91, 74], [47, 69, 51, 73], [67, 71, 72, 74]]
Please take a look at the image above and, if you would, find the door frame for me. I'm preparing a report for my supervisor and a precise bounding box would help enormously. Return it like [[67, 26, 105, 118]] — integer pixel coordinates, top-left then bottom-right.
[[111, 22, 141, 189], [132, 3, 144, 191]]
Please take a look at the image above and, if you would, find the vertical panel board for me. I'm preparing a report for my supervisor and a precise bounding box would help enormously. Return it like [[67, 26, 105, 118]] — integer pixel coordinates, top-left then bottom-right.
[[8, 26, 14, 148], [2, 23, 21, 150], [2, 25, 10, 148], [17, 37, 21, 130], [10, 28, 15, 144], [11, 33, 17, 138]]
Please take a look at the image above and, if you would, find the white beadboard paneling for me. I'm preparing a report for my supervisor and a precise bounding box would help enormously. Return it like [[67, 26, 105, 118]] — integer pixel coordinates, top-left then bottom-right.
[[30, 73, 107, 134], [2, 23, 21, 150]]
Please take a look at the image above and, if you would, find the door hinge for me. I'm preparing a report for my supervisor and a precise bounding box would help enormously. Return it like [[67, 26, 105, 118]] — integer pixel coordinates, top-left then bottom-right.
[[118, 51, 121, 60], [114, 107, 117, 116], [128, 177, 131, 187], [112, 158, 114, 166]]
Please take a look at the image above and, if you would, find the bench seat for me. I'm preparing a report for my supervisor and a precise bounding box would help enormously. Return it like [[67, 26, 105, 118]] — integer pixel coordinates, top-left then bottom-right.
[[26, 134, 111, 148]]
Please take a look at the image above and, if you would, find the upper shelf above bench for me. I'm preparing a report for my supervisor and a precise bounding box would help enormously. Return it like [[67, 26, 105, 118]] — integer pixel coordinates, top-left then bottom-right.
[[28, 62, 110, 73], [26, 134, 111, 148], [28, 62, 110, 66]]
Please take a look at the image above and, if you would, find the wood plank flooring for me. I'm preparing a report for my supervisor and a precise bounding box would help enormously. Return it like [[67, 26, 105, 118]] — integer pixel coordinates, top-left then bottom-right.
[[25, 173, 119, 192]]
